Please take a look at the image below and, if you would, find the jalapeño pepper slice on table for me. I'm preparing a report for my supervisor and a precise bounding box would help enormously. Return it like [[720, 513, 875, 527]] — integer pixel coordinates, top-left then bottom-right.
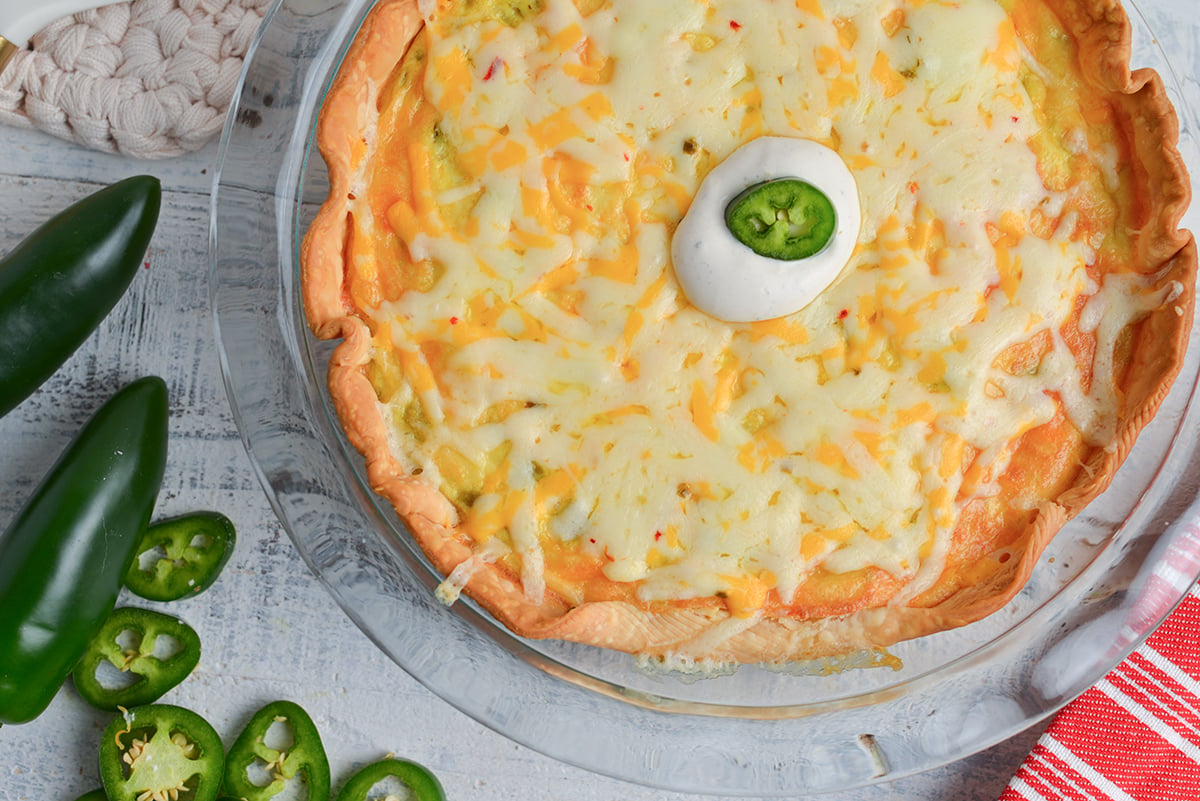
[[125, 512, 237, 602], [0, 376, 169, 725], [224, 700, 331, 801], [335, 757, 446, 801], [0, 175, 161, 418], [72, 790, 108, 801], [724, 178, 836, 260], [100, 703, 225, 801], [73, 607, 202, 711]]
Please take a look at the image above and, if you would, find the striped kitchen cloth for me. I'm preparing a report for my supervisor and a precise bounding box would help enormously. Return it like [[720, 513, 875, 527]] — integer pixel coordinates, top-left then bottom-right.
[[1000, 519, 1200, 801]]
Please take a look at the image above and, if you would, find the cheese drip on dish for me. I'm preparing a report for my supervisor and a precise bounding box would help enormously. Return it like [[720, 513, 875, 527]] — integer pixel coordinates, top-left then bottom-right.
[[347, 0, 1169, 614]]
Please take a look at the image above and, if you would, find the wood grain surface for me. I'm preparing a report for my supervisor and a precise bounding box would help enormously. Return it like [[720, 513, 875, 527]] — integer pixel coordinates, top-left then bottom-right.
[[1, 0, 1196, 797]]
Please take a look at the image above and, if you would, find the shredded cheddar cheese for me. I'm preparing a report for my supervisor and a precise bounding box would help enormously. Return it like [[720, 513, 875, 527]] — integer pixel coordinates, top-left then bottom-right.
[[315, 0, 1191, 634]]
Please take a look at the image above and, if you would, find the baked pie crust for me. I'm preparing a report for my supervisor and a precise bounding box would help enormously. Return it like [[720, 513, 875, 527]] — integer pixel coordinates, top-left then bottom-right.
[[303, 0, 1196, 664]]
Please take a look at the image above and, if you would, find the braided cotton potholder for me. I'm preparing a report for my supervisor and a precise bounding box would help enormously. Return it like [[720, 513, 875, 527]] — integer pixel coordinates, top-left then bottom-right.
[[0, 0, 270, 158]]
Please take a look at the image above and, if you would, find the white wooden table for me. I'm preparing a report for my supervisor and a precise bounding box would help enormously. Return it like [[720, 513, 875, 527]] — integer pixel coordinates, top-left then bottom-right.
[[0, 1, 1196, 797]]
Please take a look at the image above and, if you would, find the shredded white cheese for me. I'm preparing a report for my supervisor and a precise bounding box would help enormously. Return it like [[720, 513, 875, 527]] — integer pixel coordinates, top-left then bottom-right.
[[349, 0, 1168, 613]]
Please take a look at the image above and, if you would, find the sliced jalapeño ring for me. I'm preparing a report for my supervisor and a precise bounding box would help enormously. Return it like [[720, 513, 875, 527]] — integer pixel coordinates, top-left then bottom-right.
[[724, 178, 837, 260]]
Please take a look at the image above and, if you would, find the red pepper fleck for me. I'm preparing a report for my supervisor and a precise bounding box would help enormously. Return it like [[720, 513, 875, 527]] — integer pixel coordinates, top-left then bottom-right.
[[143, 260, 151, 270], [907, 181, 919, 194], [1011, 115, 1020, 123], [483, 57, 503, 81], [838, 308, 849, 320], [589, 537, 597, 544], [586, 204, 594, 211], [730, 20, 742, 30], [654, 530, 663, 541], [623, 153, 630, 162], [450, 316, 460, 325]]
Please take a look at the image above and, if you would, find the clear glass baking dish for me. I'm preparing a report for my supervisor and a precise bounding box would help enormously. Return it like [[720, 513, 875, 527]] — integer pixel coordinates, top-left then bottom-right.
[[209, 0, 1200, 794]]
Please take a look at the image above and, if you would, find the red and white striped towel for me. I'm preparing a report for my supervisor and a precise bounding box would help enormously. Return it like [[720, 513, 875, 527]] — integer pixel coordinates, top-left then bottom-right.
[[1000, 520, 1200, 801]]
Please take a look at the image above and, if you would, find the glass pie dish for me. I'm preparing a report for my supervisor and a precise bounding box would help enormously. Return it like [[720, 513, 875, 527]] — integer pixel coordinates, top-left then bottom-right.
[[209, 0, 1200, 794]]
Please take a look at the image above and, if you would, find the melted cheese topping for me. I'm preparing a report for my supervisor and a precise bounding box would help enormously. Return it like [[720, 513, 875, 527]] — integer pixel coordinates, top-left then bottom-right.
[[348, 0, 1170, 614]]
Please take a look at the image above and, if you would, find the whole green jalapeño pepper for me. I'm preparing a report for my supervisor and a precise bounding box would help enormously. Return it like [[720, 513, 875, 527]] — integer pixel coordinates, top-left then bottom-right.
[[724, 178, 836, 260], [100, 703, 225, 801], [73, 607, 202, 712], [0, 376, 169, 725], [224, 700, 331, 801], [0, 175, 161, 418], [335, 757, 446, 801], [126, 512, 237, 602]]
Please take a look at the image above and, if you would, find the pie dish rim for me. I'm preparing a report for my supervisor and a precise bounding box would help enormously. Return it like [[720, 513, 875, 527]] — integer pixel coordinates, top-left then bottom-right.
[[208, 0, 1200, 792]]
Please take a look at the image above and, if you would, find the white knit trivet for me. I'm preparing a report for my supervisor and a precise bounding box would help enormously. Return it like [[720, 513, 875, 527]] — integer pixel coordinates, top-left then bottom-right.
[[0, 0, 271, 158]]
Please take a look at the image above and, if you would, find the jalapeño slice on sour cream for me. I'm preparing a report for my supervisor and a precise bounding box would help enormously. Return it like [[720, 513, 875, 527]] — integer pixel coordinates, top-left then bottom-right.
[[725, 179, 837, 260], [672, 137, 861, 323]]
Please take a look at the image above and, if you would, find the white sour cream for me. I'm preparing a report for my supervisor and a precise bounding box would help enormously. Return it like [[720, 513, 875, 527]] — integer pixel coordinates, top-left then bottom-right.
[[671, 137, 861, 322]]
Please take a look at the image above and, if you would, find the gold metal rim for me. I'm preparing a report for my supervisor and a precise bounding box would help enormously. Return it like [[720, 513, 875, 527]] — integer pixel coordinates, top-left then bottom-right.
[[0, 37, 17, 76]]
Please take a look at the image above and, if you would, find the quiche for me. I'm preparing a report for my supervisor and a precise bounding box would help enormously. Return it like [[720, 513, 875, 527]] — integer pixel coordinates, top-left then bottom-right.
[[302, 0, 1196, 664]]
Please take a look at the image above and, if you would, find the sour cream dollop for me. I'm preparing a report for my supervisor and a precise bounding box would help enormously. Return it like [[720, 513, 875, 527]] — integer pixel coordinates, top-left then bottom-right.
[[671, 137, 861, 323]]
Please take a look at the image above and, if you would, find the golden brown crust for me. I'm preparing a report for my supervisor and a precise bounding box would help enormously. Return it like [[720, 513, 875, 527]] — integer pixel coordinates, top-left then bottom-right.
[[1046, 0, 1195, 521], [303, 0, 1196, 663], [304, 0, 460, 529]]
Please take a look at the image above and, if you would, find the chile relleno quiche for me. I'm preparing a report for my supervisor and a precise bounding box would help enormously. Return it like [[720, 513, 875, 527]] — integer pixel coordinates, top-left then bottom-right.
[[302, 0, 1196, 664]]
